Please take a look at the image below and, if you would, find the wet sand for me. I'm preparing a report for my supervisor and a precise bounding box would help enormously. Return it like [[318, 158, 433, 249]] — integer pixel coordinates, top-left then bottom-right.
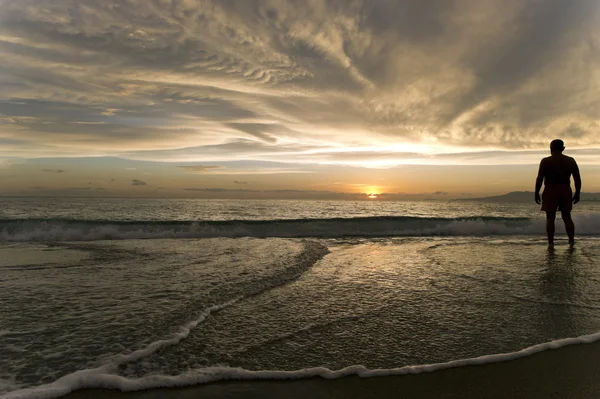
[[65, 340, 600, 399]]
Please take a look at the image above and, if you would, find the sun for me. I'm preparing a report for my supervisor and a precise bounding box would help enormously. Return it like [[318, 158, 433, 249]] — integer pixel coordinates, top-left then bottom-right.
[[366, 187, 380, 199]]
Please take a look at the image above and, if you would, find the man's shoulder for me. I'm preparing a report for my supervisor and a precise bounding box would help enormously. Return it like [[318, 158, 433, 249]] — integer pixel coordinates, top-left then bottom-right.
[[562, 154, 578, 164]]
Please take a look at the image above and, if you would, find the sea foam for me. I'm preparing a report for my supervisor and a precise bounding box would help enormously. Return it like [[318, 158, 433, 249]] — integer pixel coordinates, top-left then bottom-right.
[[3, 331, 600, 399]]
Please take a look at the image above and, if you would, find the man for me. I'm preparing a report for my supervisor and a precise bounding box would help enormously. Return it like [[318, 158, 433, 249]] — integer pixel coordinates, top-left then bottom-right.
[[535, 139, 581, 248]]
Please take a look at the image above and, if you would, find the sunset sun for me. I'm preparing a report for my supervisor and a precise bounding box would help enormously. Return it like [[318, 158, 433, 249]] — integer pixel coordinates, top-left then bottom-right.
[[366, 187, 380, 199]]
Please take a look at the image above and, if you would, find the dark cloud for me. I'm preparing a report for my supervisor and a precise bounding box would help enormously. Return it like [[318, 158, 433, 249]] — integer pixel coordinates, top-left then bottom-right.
[[442, 1, 598, 126], [131, 179, 147, 186], [42, 168, 65, 173], [233, 180, 248, 184]]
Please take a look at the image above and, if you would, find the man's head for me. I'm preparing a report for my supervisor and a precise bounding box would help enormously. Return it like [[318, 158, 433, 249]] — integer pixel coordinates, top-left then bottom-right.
[[550, 139, 565, 154]]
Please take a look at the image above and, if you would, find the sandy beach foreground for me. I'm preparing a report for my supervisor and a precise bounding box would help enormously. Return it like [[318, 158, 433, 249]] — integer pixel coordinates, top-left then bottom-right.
[[64, 340, 600, 399]]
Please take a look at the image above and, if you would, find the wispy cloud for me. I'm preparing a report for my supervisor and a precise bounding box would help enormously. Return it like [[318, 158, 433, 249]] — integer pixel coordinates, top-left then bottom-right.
[[177, 165, 222, 172], [42, 168, 65, 173], [184, 188, 259, 193], [131, 179, 147, 186], [0, 0, 597, 167]]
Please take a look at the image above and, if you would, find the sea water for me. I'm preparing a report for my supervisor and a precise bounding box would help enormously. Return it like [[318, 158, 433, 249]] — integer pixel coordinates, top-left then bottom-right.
[[2, 198, 600, 398]]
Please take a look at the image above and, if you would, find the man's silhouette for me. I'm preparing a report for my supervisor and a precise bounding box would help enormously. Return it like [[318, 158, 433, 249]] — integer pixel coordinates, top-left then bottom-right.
[[535, 139, 581, 247]]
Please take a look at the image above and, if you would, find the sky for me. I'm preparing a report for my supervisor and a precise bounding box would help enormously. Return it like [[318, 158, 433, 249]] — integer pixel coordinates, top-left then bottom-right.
[[1, 0, 599, 199]]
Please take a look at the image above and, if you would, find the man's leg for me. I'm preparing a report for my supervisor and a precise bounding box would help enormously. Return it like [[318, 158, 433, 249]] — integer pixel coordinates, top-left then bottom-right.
[[546, 211, 556, 247], [561, 210, 575, 247]]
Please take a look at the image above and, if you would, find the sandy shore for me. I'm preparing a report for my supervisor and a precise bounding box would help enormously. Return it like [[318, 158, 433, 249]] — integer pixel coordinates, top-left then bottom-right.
[[63, 340, 600, 399]]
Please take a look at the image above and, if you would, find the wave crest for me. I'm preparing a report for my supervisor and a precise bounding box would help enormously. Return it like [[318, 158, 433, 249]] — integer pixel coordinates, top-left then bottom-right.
[[1, 215, 599, 242]]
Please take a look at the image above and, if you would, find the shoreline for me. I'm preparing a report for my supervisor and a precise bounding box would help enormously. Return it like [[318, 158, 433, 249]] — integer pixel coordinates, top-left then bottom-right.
[[59, 339, 600, 399]]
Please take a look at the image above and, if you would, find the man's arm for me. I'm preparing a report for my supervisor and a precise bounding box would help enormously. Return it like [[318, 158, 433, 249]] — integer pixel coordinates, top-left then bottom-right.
[[535, 159, 545, 204], [573, 159, 581, 204]]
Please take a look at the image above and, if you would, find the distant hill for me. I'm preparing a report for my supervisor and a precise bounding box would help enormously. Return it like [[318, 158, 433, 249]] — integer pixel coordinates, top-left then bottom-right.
[[463, 191, 600, 203]]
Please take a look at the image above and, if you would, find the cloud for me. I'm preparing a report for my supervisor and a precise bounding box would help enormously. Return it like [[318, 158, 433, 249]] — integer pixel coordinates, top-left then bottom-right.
[[177, 165, 222, 172], [234, 181, 248, 185], [223, 123, 300, 143], [176, 163, 310, 175], [131, 179, 147, 186], [122, 139, 323, 163], [184, 188, 259, 193], [42, 168, 65, 173], [0, 157, 24, 168], [0, 0, 598, 165]]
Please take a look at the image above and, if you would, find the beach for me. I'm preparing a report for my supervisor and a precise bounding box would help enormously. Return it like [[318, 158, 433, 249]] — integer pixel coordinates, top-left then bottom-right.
[[64, 339, 600, 399]]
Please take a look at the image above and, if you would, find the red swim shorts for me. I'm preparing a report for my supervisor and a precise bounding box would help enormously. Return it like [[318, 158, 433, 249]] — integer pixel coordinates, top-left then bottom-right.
[[541, 184, 573, 212]]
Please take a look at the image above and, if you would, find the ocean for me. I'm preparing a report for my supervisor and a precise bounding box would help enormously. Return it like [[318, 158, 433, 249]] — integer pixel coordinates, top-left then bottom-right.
[[2, 197, 600, 398]]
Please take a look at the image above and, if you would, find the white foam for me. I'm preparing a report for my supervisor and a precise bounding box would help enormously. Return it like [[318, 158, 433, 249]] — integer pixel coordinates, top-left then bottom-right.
[[3, 331, 600, 399], [107, 299, 238, 366]]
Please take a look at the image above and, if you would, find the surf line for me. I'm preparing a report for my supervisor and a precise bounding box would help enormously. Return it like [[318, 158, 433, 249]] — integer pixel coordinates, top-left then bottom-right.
[[5, 330, 600, 399], [98, 331, 600, 388]]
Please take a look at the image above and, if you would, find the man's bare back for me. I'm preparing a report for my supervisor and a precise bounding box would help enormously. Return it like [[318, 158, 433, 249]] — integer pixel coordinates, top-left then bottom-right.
[[538, 154, 578, 185], [535, 140, 581, 248]]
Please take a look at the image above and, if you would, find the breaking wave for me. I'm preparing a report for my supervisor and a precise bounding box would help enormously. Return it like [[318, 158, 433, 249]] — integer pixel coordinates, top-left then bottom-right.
[[1, 215, 600, 242]]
